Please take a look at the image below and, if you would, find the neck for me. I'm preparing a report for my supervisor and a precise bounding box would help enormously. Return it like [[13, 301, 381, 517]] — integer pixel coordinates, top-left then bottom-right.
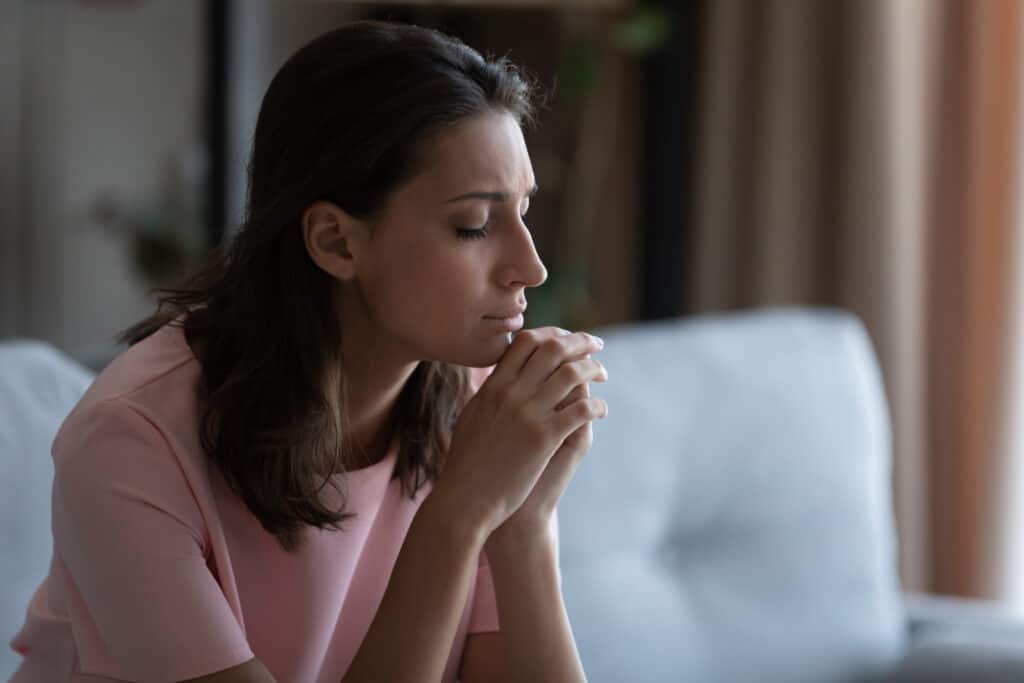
[[342, 404, 399, 469]]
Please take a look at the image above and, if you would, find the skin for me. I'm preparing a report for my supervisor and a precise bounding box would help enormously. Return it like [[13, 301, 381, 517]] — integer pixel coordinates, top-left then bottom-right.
[[302, 111, 547, 468]]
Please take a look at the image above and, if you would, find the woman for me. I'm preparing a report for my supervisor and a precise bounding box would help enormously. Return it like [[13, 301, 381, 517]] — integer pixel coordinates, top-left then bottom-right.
[[9, 19, 609, 683]]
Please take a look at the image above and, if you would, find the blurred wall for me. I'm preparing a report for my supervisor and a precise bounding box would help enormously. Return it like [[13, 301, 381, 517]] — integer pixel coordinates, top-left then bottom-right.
[[0, 0, 26, 339], [1, 0, 203, 368], [225, 1, 361, 236]]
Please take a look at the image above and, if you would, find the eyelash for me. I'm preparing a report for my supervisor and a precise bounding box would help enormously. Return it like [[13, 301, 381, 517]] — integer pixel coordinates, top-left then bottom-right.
[[456, 226, 491, 240], [456, 215, 528, 241]]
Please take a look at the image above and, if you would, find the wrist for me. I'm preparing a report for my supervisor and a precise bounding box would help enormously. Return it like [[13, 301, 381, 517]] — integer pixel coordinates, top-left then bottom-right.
[[418, 483, 490, 552], [485, 513, 557, 558]]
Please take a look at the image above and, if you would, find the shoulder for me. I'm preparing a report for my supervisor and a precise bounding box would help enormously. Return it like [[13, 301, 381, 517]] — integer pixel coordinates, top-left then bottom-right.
[[53, 396, 212, 553], [55, 323, 206, 472], [54, 398, 178, 495], [56, 323, 198, 440]]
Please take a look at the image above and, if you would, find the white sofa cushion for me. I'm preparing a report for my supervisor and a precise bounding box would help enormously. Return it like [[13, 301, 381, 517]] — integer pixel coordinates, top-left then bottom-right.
[[558, 308, 907, 682], [0, 341, 94, 679]]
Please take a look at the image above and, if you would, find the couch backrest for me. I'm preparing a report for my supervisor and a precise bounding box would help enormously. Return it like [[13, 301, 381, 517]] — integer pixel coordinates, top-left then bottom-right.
[[0, 341, 94, 679], [559, 308, 906, 683]]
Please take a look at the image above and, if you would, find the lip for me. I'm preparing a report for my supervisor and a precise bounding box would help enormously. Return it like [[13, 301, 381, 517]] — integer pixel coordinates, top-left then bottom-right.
[[483, 313, 525, 331], [484, 304, 527, 319]]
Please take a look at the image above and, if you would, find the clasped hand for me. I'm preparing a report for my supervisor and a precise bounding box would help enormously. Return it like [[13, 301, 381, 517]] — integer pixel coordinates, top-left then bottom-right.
[[442, 327, 608, 552]]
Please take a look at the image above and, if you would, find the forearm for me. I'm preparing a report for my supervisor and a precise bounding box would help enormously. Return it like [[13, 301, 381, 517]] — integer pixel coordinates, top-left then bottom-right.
[[486, 526, 586, 683], [342, 493, 486, 683]]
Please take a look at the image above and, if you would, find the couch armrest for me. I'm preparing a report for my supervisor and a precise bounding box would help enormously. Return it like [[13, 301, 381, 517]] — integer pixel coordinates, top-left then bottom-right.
[[873, 592, 1024, 682]]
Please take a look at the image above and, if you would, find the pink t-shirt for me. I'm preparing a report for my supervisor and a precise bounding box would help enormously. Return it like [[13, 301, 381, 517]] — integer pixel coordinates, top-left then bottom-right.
[[9, 321, 499, 682]]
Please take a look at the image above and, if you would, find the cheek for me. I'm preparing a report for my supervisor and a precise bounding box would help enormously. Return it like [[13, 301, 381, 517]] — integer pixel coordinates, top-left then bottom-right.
[[375, 248, 480, 322], [421, 257, 483, 315]]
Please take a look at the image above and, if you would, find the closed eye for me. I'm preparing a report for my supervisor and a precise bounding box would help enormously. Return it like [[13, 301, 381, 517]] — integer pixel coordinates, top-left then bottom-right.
[[456, 226, 490, 240], [455, 214, 528, 241]]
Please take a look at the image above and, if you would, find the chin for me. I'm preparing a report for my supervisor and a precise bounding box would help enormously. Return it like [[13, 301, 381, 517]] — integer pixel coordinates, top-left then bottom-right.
[[432, 338, 510, 369], [416, 324, 514, 367]]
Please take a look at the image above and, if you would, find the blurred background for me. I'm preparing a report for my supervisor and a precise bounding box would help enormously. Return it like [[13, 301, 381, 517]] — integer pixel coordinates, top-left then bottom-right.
[[2, 0, 1024, 619]]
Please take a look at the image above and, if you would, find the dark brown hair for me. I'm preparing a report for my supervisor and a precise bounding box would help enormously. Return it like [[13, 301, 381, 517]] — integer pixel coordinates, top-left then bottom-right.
[[120, 20, 537, 551]]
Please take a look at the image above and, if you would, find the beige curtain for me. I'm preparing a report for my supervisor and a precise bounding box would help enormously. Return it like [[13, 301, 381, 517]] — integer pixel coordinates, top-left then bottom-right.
[[689, 0, 1022, 599], [926, 0, 1021, 599]]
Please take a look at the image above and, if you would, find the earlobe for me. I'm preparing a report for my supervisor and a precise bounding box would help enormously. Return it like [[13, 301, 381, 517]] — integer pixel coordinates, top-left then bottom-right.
[[302, 200, 363, 281]]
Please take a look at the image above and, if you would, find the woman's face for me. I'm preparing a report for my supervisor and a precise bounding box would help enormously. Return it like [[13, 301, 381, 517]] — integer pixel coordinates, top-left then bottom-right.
[[345, 112, 548, 368]]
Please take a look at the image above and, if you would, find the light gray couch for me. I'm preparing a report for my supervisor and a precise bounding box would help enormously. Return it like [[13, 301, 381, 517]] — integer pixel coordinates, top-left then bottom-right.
[[3, 307, 1024, 682], [559, 307, 1024, 682], [1, 340, 95, 681]]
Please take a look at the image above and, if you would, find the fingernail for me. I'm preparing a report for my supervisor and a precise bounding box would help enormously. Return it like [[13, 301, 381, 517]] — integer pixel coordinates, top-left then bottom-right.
[[591, 334, 604, 348], [558, 328, 572, 336]]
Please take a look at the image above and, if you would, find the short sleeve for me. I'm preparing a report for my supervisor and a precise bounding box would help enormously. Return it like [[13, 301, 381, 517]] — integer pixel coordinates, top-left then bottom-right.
[[51, 400, 254, 681]]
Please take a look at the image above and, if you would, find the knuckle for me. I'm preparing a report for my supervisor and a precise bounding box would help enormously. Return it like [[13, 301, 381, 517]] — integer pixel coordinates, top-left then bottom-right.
[[572, 400, 591, 418], [540, 337, 563, 354], [562, 362, 585, 382], [513, 329, 540, 347], [491, 381, 513, 401], [525, 425, 546, 448]]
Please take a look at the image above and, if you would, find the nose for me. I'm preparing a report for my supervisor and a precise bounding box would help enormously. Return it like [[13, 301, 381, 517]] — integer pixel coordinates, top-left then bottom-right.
[[500, 219, 547, 289]]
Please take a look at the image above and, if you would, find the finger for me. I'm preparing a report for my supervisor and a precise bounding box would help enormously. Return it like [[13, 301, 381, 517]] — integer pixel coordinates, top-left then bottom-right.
[[559, 421, 592, 452], [554, 382, 587, 412], [487, 327, 568, 388], [549, 424, 592, 476], [538, 358, 607, 412], [516, 330, 604, 389], [550, 396, 608, 441], [489, 327, 602, 390]]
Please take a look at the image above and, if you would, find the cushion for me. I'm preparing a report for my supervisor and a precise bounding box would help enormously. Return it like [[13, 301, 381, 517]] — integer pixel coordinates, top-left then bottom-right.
[[0, 341, 94, 679], [558, 308, 907, 682]]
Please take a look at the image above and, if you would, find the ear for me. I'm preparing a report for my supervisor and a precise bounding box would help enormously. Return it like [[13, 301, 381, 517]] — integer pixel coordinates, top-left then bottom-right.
[[301, 200, 371, 281]]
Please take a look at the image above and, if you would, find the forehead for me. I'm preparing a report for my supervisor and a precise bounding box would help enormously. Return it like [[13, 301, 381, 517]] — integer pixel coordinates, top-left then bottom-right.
[[410, 113, 535, 200]]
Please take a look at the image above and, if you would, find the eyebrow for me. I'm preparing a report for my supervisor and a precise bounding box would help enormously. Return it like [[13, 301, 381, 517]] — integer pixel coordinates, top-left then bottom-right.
[[443, 184, 539, 204]]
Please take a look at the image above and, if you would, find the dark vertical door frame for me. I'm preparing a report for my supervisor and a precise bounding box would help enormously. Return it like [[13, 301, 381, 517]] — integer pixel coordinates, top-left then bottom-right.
[[205, 0, 229, 247], [640, 1, 705, 320]]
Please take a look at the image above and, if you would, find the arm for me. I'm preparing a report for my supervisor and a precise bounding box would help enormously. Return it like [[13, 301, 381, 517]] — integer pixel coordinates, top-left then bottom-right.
[[460, 336, 604, 683], [57, 401, 487, 683], [52, 402, 258, 682], [341, 490, 489, 683], [187, 489, 486, 683], [465, 519, 585, 683]]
